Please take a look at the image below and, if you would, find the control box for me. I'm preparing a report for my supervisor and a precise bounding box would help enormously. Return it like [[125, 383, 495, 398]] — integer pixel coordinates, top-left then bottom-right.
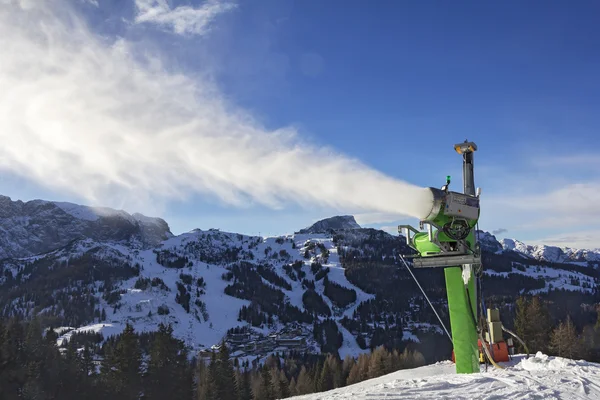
[[444, 192, 479, 220]]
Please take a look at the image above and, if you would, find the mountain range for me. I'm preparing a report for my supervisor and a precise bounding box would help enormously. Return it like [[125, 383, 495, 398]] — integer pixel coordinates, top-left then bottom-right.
[[1, 194, 599, 364]]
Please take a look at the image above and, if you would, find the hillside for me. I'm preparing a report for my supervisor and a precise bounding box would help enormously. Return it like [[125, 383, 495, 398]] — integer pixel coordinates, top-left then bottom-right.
[[291, 352, 600, 399], [1, 195, 600, 364]]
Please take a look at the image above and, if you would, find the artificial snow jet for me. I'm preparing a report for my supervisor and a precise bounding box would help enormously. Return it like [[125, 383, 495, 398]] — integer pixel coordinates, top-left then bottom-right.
[[398, 140, 528, 374]]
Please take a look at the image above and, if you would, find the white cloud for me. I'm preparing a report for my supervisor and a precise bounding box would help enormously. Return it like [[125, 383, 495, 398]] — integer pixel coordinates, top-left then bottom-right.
[[486, 182, 600, 230], [478, 152, 600, 248], [134, 0, 236, 36], [528, 230, 600, 250], [0, 1, 432, 220]]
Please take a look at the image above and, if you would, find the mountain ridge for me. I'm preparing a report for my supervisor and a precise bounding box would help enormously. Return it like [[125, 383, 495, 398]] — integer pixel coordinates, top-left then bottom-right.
[[1, 194, 600, 364], [0, 194, 172, 259]]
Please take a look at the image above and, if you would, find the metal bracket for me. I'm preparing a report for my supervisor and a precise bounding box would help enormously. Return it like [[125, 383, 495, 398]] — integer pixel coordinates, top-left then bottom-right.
[[412, 254, 481, 268], [398, 224, 419, 250]]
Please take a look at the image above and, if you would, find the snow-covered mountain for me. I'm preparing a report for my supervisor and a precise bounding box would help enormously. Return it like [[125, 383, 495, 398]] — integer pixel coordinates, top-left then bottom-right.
[[297, 215, 361, 234], [477, 230, 600, 264], [291, 352, 600, 399], [0, 195, 172, 259], [2, 194, 600, 364]]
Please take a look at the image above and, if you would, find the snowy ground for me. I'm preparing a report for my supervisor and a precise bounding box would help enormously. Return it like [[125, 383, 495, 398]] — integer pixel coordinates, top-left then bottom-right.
[[291, 352, 600, 399]]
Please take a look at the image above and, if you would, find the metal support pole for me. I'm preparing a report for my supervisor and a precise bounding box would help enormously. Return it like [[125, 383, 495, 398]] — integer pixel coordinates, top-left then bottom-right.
[[447, 140, 480, 373]]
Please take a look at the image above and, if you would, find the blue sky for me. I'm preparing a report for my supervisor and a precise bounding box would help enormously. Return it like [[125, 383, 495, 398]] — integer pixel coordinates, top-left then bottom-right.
[[1, 0, 599, 247]]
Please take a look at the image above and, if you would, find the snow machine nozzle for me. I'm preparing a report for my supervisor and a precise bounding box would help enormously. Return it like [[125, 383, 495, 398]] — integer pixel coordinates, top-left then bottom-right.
[[399, 141, 481, 268]]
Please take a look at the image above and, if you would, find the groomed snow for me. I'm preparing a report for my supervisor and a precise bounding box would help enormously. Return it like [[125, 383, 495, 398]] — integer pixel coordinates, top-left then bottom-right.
[[291, 352, 600, 399]]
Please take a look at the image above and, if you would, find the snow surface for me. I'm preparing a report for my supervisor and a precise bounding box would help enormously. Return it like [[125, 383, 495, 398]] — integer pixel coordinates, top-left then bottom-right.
[[292, 352, 600, 399], [484, 263, 596, 294]]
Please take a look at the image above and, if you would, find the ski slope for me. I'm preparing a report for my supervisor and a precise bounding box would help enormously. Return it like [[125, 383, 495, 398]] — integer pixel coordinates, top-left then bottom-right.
[[291, 352, 600, 399]]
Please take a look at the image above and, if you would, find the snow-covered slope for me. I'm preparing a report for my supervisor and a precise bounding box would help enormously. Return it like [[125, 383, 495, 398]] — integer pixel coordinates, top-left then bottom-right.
[[4, 227, 375, 359], [291, 352, 600, 399], [478, 230, 600, 264], [3, 194, 600, 365]]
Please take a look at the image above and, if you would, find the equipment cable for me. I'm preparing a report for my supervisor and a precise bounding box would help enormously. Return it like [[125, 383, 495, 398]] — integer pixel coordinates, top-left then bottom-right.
[[398, 253, 453, 344]]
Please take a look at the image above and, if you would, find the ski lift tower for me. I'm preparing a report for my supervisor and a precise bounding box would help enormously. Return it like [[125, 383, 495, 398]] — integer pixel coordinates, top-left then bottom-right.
[[399, 140, 481, 374]]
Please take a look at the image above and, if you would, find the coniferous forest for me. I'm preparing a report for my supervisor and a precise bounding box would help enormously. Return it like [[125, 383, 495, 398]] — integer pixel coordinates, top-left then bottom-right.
[[0, 317, 425, 399], [4, 297, 600, 400]]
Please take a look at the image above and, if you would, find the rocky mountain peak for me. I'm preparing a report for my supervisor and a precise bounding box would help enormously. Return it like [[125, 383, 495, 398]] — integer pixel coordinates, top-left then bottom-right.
[[0, 195, 172, 259], [297, 215, 361, 234]]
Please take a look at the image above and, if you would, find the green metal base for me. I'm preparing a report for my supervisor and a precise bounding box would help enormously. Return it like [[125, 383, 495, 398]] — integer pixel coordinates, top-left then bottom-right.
[[445, 266, 480, 374]]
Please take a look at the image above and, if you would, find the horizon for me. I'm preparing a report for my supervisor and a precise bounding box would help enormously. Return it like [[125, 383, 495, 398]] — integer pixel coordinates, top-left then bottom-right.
[[3, 191, 598, 251], [1, 1, 599, 248]]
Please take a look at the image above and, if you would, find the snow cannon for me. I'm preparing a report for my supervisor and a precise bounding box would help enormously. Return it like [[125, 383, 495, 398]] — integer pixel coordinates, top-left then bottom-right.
[[399, 142, 481, 268], [398, 140, 482, 374]]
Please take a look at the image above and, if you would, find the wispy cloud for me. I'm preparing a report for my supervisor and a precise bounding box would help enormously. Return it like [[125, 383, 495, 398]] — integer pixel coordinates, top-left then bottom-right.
[[492, 228, 507, 235], [480, 152, 600, 248], [134, 0, 236, 36], [528, 230, 600, 250], [0, 1, 432, 220], [488, 182, 600, 229]]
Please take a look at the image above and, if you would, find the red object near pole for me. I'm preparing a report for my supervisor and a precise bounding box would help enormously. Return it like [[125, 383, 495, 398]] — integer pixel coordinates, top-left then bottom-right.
[[452, 340, 509, 363]]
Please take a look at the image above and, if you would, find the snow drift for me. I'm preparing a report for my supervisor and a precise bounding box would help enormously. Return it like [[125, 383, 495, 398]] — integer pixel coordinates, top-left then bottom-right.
[[291, 352, 600, 399]]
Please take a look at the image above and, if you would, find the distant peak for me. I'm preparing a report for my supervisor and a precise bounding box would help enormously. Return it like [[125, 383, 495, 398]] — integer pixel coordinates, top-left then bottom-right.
[[297, 215, 361, 234]]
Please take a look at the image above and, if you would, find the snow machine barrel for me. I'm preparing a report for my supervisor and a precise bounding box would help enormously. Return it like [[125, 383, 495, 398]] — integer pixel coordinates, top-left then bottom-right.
[[399, 141, 481, 268]]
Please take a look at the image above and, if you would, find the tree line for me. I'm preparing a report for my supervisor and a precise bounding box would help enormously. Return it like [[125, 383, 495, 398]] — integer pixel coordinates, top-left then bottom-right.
[[0, 317, 425, 400], [513, 295, 600, 362]]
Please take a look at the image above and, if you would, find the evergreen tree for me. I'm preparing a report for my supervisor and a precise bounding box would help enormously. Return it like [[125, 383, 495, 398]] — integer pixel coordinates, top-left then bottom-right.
[[196, 358, 216, 400], [550, 315, 584, 359], [101, 323, 142, 400], [289, 377, 298, 396], [514, 296, 552, 354], [341, 355, 355, 386], [23, 318, 62, 399], [368, 346, 388, 379], [257, 364, 275, 400], [318, 358, 334, 392], [295, 366, 313, 395], [146, 323, 192, 400], [215, 342, 237, 400], [346, 361, 361, 386], [236, 367, 253, 400]]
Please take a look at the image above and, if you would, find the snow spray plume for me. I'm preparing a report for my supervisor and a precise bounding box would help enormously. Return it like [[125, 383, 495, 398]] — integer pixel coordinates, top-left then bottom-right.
[[0, 1, 433, 219]]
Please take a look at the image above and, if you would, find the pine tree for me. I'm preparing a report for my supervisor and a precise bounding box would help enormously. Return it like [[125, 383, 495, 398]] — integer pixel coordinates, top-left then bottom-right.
[[289, 377, 298, 397], [196, 358, 215, 400], [215, 342, 237, 400], [514, 296, 552, 354], [257, 364, 275, 400], [101, 323, 142, 400], [368, 346, 388, 379], [146, 324, 192, 400], [346, 361, 361, 386], [341, 355, 355, 386], [318, 358, 334, 392], [357, 353, 370, 382], [278, 369, 290, 398], [236, 367, 253, 400], [23, 318, 62, 399], [295, 366, 313, 395], [312, 360, 322, 393], [550, 316, 584, 359], [528, 297, 552, 353]]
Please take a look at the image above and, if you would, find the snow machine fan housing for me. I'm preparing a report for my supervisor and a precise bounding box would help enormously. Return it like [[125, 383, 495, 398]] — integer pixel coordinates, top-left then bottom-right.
[[399, 141, 481, 268]]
